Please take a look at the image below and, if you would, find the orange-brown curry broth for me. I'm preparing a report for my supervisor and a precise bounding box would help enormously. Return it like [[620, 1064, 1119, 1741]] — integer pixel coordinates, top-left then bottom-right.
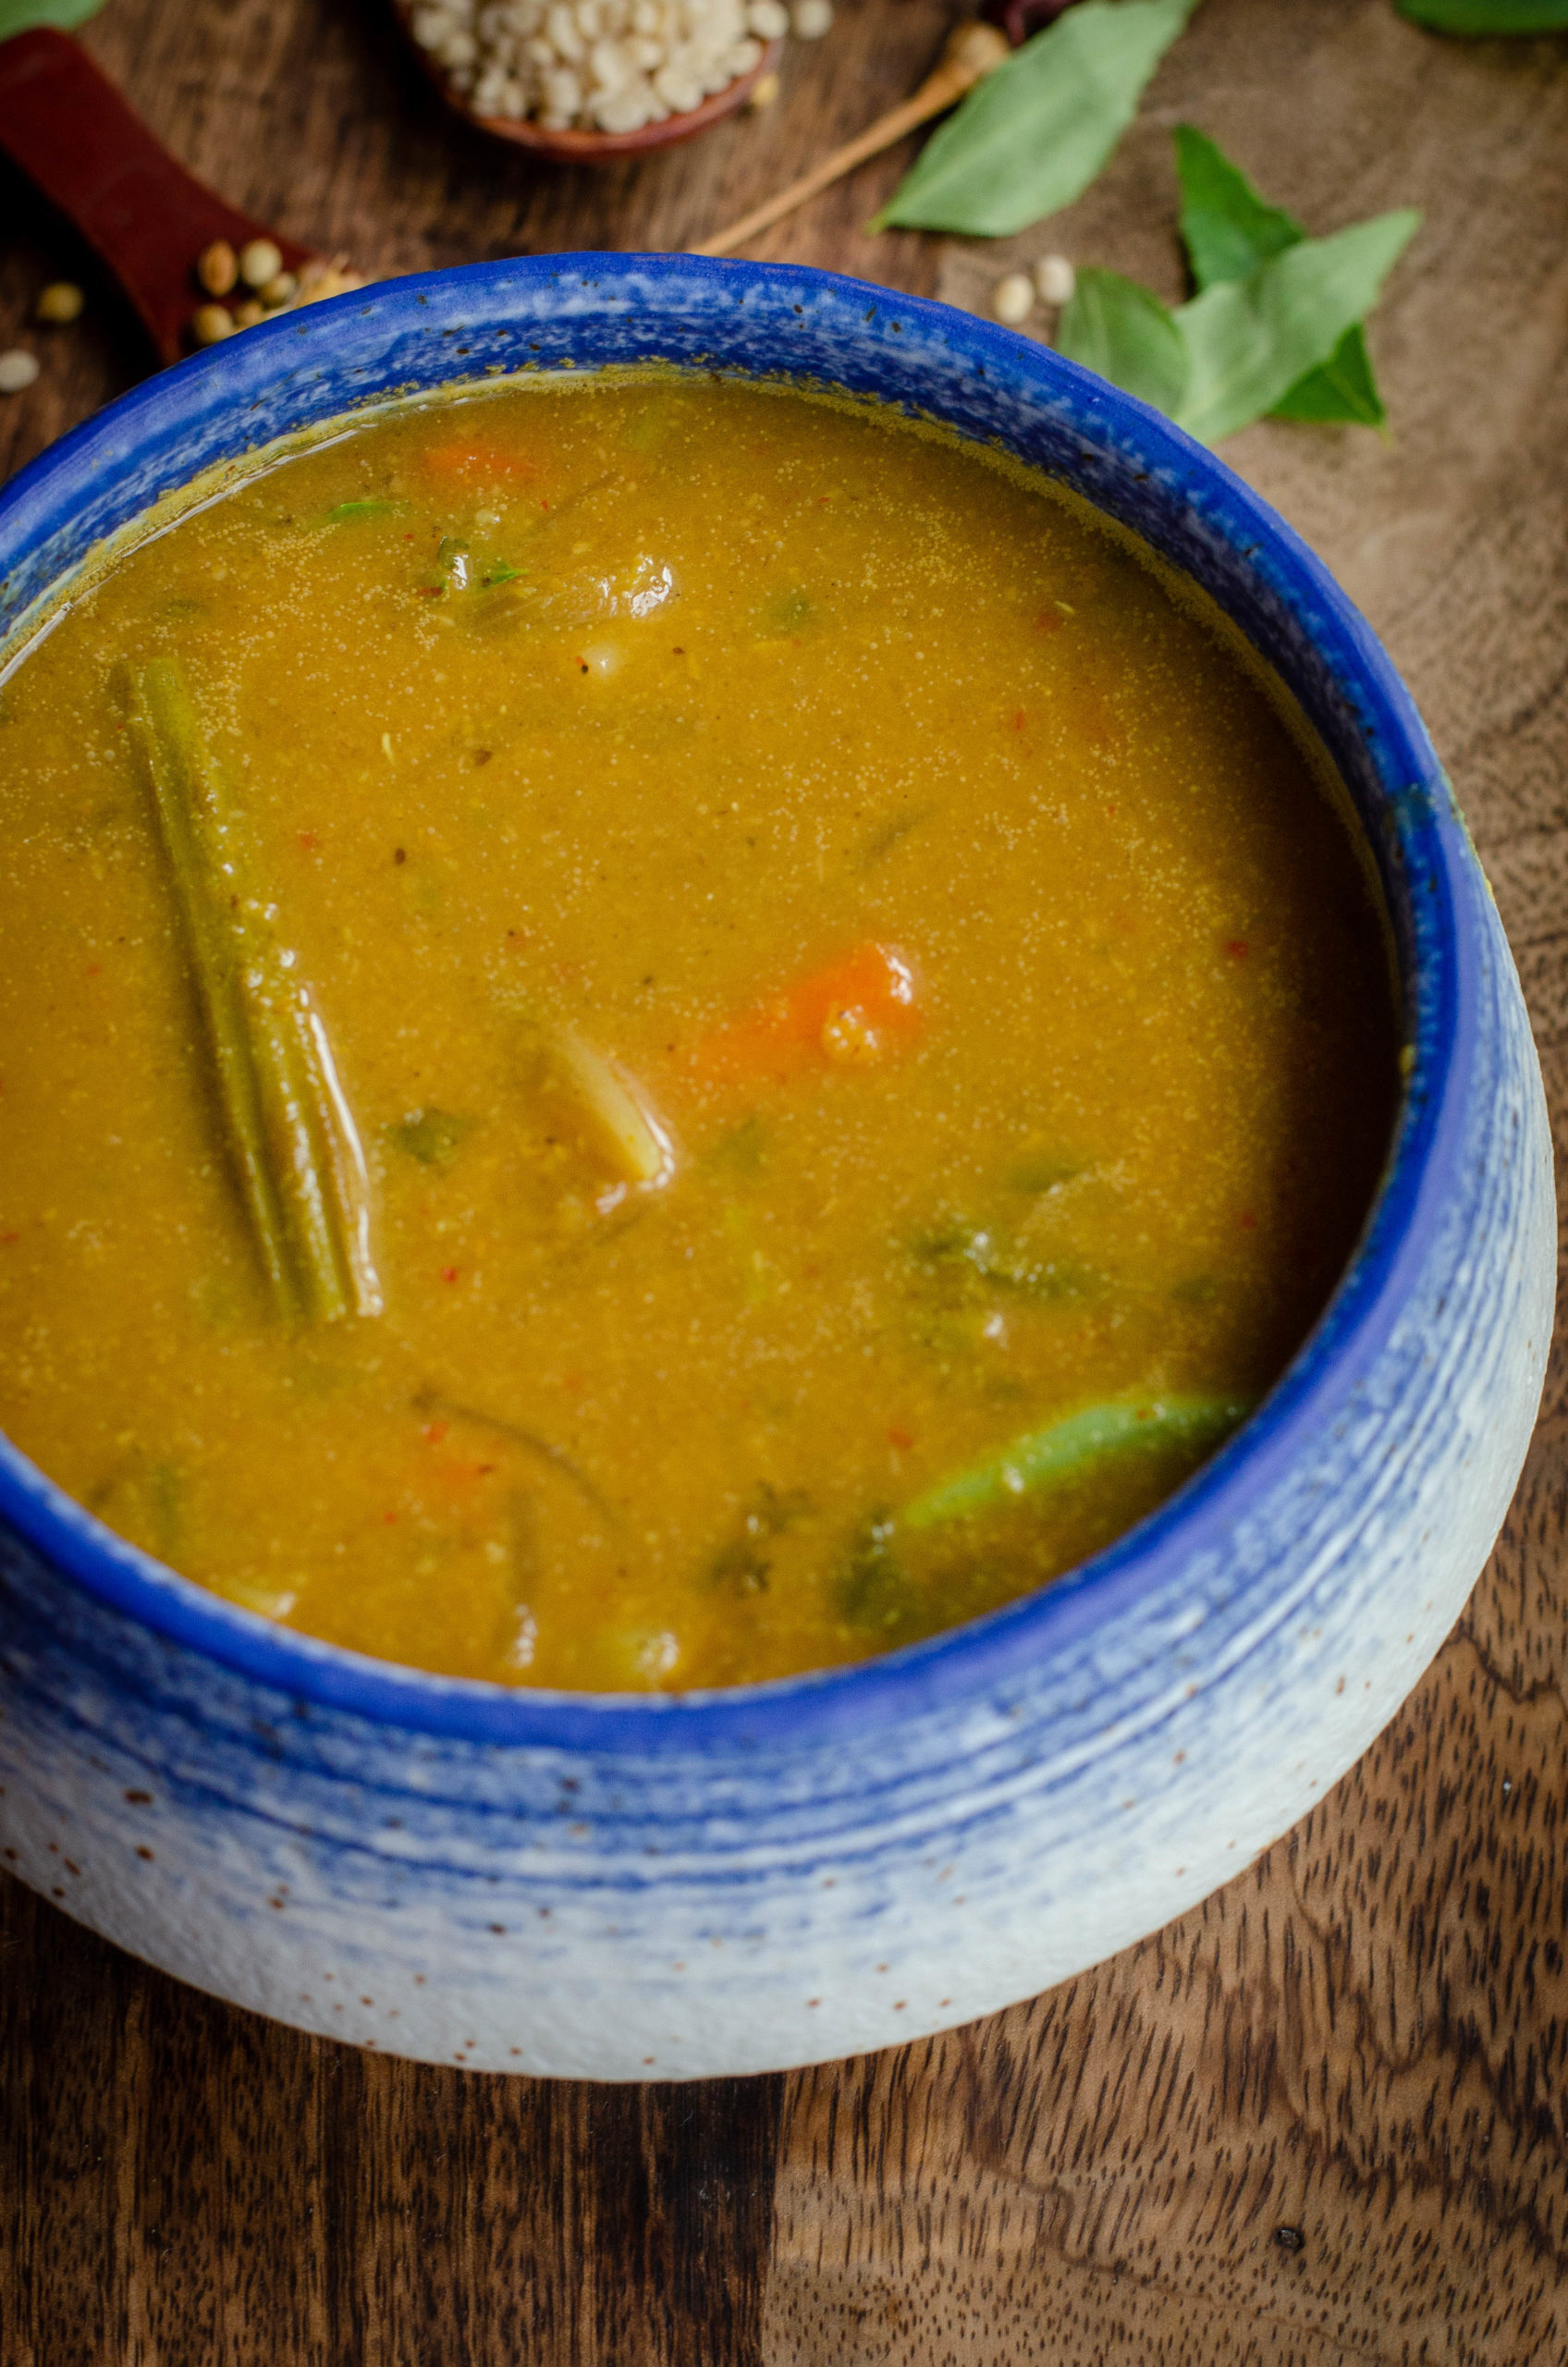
[[0, 374, 1397, 1688]]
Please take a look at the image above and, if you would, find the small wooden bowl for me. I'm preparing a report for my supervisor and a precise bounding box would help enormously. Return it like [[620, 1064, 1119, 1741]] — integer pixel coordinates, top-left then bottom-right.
[[392, 3, 782, 165]]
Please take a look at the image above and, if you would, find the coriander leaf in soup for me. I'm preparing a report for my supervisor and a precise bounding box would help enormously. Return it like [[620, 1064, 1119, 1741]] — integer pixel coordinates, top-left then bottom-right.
[[1174, 128, 1390, 426], [324, 498, 410, 524], [1395, 0, 1568, 29], [387, 1108, 474, 1166], [0, 0, 103, 31], [1056, 269, 1190, 415], [872, 0, 1198, 239], [1173, 208, 1421, 445]]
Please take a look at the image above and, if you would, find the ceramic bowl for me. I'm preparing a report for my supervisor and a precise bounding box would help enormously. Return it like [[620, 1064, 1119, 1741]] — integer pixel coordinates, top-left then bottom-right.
[[0, 256, 1552, 2079], [389, 0, 783, 163]]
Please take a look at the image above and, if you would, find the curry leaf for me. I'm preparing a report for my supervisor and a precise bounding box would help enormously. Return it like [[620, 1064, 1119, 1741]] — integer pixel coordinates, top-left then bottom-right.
[[1174, 127, 1390, 424], [1174, 124, 1299, 290], [1057, 268, 1190, 413], [1395, 0, 1568, 29], [1269, 324, 1386, 426], [1173, 208, 1421, 443], [0, 0, 104, 32], [872, 0, 1198, 239]]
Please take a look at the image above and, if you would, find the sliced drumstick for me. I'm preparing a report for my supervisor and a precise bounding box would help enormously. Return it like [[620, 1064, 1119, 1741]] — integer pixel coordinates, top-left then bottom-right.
[[692, 20, 1011, 261]]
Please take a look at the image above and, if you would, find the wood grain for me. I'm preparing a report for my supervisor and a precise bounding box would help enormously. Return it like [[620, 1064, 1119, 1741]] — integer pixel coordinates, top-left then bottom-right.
[[3, 1, 1567, 2360]]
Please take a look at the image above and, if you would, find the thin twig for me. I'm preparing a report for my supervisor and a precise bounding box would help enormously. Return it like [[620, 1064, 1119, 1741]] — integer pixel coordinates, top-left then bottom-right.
[[692, 21, 1010, 259]]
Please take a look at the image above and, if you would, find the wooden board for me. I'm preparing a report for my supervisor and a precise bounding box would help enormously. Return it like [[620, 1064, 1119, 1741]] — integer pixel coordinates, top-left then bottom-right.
[[2, 2, 1567, 2359]]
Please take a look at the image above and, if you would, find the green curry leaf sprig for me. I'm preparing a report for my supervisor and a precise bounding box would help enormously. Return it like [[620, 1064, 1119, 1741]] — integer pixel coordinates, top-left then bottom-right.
[[1056, 129, 1421, 442]]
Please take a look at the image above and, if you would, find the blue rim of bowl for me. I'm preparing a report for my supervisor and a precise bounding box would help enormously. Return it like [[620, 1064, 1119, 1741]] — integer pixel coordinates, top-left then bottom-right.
[[0, 255, 1466, 1754]]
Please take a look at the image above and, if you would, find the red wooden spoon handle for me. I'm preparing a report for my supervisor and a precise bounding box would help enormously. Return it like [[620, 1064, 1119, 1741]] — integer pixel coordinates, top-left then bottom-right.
[[0, 28, 315, 366]]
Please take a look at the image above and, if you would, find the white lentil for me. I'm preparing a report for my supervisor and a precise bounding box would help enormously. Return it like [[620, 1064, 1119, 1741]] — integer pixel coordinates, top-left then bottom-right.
[[1035, 252, 1076, 306], [0, 349, 40, 393], [415, 0, 811, 132], [990, 272, 1035, 327]]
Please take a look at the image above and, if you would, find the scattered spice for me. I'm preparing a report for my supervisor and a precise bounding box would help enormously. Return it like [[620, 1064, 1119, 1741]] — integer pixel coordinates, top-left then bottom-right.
[[34, 281, 84, 325], [1034, 251, 1075, 304], [196, 239, 239, 298], [190, 303, 236, 347], [990, 270, 1035, 325], [239, 238, 284, 290]]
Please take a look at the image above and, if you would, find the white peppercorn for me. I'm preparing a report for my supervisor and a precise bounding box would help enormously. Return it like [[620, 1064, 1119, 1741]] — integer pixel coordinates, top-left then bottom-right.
[[1034, 253, 1076, 307], [191, 304, 236, 347], [990, 272, 1035, 327], [0, 350, 41, 393], [239, 239, 284, 291]]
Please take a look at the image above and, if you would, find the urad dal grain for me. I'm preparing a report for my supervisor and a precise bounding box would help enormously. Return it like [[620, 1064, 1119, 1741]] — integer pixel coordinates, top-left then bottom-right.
[[409, 0, 830, 134]]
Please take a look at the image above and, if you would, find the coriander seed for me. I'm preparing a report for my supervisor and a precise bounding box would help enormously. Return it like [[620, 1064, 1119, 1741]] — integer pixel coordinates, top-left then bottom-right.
[[35, 282, 84, 325]]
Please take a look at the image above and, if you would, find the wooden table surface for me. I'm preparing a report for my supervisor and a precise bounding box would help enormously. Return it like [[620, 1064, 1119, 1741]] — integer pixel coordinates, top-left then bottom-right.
[[3, 1, 1567, 2358]]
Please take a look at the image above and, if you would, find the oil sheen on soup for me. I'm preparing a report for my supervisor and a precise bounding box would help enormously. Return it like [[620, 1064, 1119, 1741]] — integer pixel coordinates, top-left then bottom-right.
[[0, 374, 1399, 1689]]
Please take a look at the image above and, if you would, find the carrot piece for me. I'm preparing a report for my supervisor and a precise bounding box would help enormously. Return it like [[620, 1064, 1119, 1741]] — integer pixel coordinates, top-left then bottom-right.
[[419, 438, 542, 487], [689, 941, 922, 1088]]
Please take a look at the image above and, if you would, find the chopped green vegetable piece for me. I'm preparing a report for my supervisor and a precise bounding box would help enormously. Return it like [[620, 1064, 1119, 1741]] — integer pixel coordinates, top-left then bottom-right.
[[764, 587, 817, 633], [324, 498, 409, 522], [1396, 0, 1568, 27], [858, 804, 932, 872], [1174, 128, 1390, 426], [387, 1108, 474, 1166], [707, 1481, 814, 1594], [901, 1391, 1250, 1531], [1058, 269, 1191, 415], [87, 1451, 182, 1560], [479, 561, 525, 587], [837, 1513, 920, 1635], [123, 656, 382, 1323], [702, 1112, 766, 1175], [1173, 209, 1420, 444], [1006, 1153, 1083, 1195], [872, 0, 1197, 238], [912, 1220, 1099, 1302]]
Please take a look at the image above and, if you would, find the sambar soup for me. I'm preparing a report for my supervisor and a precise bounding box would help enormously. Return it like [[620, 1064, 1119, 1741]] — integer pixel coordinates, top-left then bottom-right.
[[0, 374, 1398, 1690]]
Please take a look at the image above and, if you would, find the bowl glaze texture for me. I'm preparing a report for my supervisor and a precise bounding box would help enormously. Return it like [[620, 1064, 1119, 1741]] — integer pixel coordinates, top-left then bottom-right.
[[0, 255, 1552, 2078]]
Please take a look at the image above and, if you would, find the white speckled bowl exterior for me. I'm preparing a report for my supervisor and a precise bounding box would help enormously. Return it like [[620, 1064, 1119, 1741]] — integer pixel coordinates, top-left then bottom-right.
[[0, 258, 1553, 2079]]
